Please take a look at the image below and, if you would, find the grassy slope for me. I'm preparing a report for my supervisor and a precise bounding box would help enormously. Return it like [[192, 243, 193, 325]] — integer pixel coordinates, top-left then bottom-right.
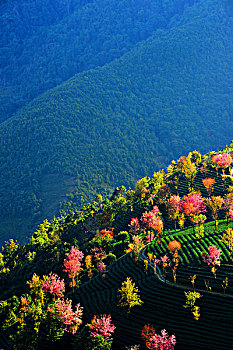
[[0, 0, 233, 244]]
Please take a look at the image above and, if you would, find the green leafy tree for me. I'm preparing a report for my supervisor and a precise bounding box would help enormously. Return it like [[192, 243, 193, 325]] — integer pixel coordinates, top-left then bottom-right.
[[205, 196, 224, 230], [183, 291, 202, 321], [31, 220, 52, 247], [118, 277, 143, 313]]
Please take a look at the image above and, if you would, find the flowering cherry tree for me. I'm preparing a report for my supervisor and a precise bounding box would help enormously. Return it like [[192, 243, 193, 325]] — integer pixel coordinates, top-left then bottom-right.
[[141, 206, 163, 243], [63, 246, 84, 288], [181, 193, 206, 232], [223, 196, 233, 224], [41, 272, 65, 298], [181, 193, 206, 217], [203, 245, 222, 278], [97, 260, 106, 276], [157, 255, 171, 282], [50, 298, 83, 334], [88, 314, 115, 339], [166, 195, 181, 231], [149, 329, 176, 350], [129, 217, 140, 235], [85, 314, 116, 350], [141, 325, 176, 350], [212, 153, 232, 170]]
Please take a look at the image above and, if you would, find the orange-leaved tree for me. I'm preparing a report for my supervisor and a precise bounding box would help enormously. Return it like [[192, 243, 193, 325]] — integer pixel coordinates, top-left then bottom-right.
[[168, 240, 181, 283], [202, 178, 215, 197]]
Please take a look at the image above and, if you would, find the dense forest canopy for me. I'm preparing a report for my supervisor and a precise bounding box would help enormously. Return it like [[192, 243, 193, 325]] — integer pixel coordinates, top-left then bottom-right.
[[0, 0, 233, 244], [0, 0, 195, 123]]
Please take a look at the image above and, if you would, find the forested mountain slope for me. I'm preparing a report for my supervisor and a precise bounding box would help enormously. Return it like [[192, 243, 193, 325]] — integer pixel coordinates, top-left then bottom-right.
[[0, 0, 195, 123], [1, 145, 233, 349], [0, 0, 233, 243]]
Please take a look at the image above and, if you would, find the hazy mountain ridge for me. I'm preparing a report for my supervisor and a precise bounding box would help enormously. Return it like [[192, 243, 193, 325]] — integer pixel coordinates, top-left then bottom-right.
[[0, 0, 196, 122], [0, 0, 232, 243]]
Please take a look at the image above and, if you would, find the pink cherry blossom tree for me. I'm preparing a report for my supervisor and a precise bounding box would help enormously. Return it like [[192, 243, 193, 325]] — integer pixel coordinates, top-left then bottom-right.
[[63, 246, 84, 288], [129, 217, 141, 235], [49, 298, 83, 334], [140, 206, 163, 243], [212, 153, 232, 169], [157, 255, 171, 282], [203, 245, 222, 278], [88, 314, 115, 339], [224, 196, 233, 224], [166, 195, 181, 231], [181, 193, 206, 232], [230, 207, 233, 220], [85, 314, 116, 349], [41, 272, 65, 298], [142, 325, 176, 350], [149, 329, 176, 350], [90, 247, 106, 262], [97, 260, 106, 277]]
